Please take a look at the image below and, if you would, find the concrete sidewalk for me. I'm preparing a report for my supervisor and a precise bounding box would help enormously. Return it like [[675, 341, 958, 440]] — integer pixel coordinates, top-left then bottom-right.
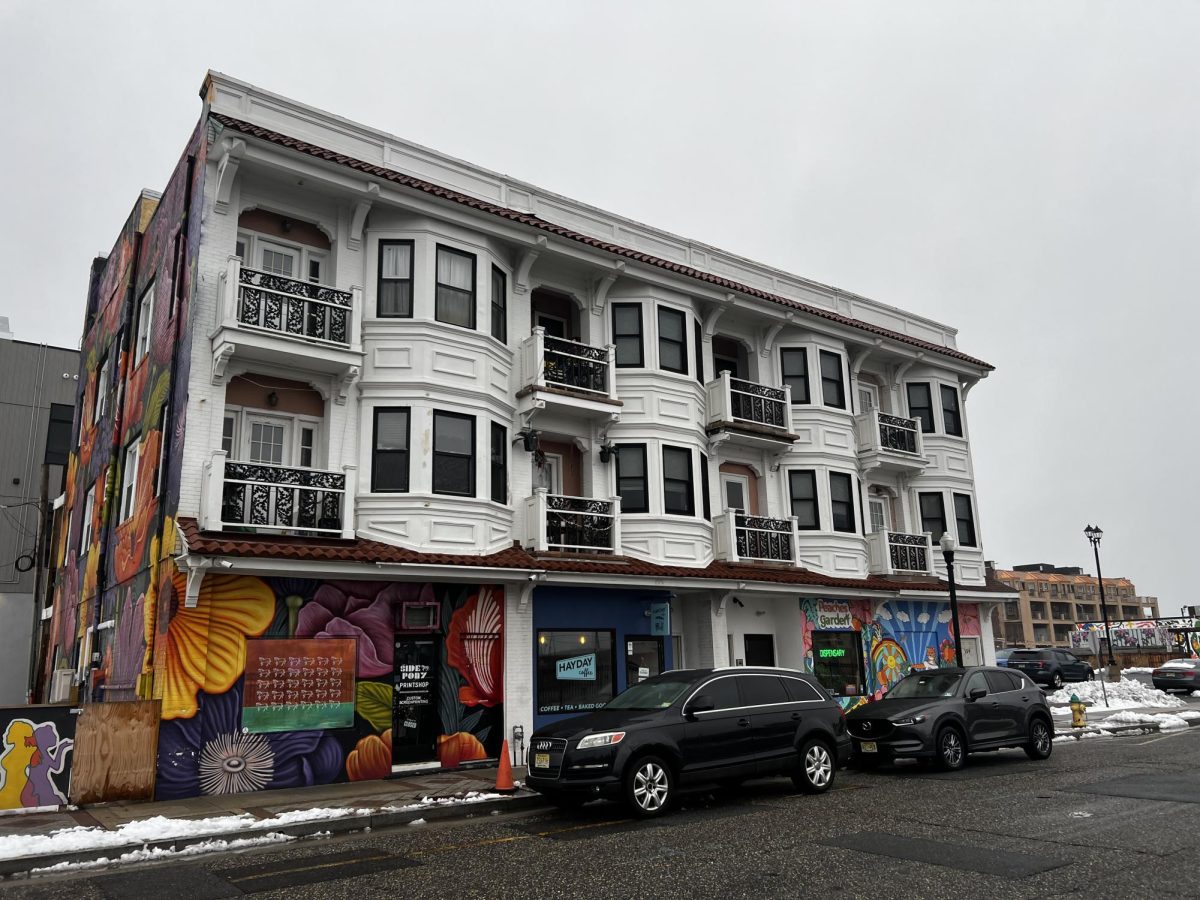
[[1050, 704, 1200, 740], [0, 763, 543, 878]]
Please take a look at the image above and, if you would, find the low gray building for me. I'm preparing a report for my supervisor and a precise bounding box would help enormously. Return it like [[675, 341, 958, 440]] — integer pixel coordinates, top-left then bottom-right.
[[0, 321, 78, 704]]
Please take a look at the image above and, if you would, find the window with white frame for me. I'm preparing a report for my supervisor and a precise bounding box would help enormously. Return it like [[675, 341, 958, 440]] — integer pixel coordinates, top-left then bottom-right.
[[119, 438, 140, 521], [238, 231, 327, 286], [135, 282, 154, 363], [432, 411, 475, 496], [829, 471, 856, 533], [657, 307, 687, 375], [780, 348, 810, 404], [612, 304, 644, 367], [156, 402, 170, 496], [661, 446, 695, 515], [378, 240, 413, 318], [918, 491, 947, 541], [435, 245, 476, 329], [80, 485, 96, 549], [93, 354, 111, 424], [490, 266, 507, 343], [222, 407, 321, 469], [819, 350, 846, 409], [906, 383, 935, 433], [788, 470, 819, 530], [941, 384, 964, 437], [954, 493, 977, 547]]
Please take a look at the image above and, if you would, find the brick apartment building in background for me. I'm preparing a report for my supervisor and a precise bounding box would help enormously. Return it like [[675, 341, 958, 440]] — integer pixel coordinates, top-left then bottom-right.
[[992, 563, 1160, 649]]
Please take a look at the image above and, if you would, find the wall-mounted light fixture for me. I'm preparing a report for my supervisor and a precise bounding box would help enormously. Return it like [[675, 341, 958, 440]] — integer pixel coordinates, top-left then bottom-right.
[[267, 391, 279, 407], [599, 443, 617, 463], [518, 430, 540, 453]]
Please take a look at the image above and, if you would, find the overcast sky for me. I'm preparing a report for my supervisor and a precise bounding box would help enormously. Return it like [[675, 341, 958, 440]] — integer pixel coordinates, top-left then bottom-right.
[[2, 1, 1196, 608]]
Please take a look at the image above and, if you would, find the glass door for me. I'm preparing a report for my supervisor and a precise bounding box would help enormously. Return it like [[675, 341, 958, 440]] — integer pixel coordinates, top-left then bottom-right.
[[393, 636, 441, 764], [624, 636, 664, 687]]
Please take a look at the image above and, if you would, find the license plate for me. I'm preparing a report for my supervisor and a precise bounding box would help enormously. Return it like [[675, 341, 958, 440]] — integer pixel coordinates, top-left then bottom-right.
[[860, 741, 878, 753], [534, 752, 550, 769]]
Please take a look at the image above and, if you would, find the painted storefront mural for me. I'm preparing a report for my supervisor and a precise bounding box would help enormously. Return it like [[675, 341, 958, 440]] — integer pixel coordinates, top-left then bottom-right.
[[1073, 618, 1200, 656], [154, 571, 503, 800], [0, 706, 76, 811], [800, 598, 982, 710]]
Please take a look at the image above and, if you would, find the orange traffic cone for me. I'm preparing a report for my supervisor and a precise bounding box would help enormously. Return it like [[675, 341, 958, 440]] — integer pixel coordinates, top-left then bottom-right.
[[495, 739, 516, 794]]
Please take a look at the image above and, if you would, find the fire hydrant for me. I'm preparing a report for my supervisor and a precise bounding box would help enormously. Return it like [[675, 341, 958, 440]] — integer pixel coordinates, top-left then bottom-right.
[[1070, 693, 1087, 728]]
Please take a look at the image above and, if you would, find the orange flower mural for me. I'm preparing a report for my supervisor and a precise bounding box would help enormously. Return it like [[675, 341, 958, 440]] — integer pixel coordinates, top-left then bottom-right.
[[161, 571, 275, 720], [346, 729, 392, 781], [438, 731, 486, 769]]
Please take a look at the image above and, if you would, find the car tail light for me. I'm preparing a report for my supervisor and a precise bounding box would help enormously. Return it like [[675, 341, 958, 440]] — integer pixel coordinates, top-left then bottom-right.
[[1037, 661, 1046, 669]]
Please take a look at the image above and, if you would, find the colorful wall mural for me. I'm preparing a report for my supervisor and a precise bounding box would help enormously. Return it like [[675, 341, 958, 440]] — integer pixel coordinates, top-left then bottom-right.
[[0, 706, 76, 811], [800, 598, 982, 710], [153, 571, 503, 800]]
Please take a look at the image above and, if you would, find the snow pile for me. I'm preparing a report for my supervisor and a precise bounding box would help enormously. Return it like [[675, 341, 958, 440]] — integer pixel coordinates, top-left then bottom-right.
[[1045, 678, 1185, 709], [1120, 667, 1154, 674], [380, 791, 506, 814], [1182, 711, 1200, 721], [1103, 711, 1191, 730], [29, 833, 294, 874], [0, 806, 373, 862]]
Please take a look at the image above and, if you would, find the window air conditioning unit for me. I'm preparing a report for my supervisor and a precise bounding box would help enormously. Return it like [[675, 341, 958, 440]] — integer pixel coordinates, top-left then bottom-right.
[[400, 601, 440, 632], [49, 669, 74, 704]]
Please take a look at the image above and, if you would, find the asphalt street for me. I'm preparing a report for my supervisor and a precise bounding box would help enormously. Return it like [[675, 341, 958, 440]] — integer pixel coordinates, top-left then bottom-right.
[[7, 716, 1200, 900]]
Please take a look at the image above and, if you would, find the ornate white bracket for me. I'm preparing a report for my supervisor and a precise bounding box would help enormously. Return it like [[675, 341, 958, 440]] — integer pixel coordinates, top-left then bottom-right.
[[335, 366, 360, 405], [850, 341, 879, 379], [213, 139, 245, 216], [703, 294, 733, 338], [175, 555, 215, 609], [211, 342, 235, 385], [514, 236, 547, 294], [347, 183, 379, 251], [706, 432, 732, 455], [590, 262, 625, 316], [761, 313, 796, 358], [961, 375, 981, 399]]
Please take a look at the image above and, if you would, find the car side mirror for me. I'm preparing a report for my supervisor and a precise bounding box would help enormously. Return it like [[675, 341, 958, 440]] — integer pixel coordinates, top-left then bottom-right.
[[687, 695, 715, 718], [967, 688, 987, 702]]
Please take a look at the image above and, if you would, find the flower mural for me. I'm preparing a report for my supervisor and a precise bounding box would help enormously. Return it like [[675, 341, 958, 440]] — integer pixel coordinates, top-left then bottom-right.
[[160, 572, 275, 720], [346, 730, 392, 782], [446, 586, 502, 707], [157, 683, 342, 800], [295, 582, 397, 678]]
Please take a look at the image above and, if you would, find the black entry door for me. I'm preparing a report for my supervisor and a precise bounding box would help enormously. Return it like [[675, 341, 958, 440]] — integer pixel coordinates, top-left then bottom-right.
[[393, 636, 440, 764], [744, 634, 776, 667], [625, 636, 664, 688]]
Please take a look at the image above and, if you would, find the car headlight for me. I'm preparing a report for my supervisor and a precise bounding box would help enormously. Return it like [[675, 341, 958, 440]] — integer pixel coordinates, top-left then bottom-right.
[[892, 715, 927, 727], [575, 731, 626, 750]]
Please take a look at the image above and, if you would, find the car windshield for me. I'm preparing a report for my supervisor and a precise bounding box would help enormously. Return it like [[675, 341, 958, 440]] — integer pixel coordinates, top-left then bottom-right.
[[886, 672, 963, 699], [1162, 659, 1199, 668], [604, 680, 693, 710]]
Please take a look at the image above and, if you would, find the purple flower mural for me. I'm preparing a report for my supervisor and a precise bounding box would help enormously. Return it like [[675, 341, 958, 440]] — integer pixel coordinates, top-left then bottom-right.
[[296, 582, 433, 677], [156, 682, 342, 800]]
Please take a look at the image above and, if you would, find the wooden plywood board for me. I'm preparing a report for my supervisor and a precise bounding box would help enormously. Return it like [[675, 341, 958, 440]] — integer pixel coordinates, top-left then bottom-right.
[[69, 700, 160, 805]]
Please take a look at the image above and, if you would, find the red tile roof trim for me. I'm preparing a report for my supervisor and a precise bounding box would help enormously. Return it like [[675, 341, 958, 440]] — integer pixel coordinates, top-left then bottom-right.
[[177, 518, 1010, 594], [211, 113, 993, 371]]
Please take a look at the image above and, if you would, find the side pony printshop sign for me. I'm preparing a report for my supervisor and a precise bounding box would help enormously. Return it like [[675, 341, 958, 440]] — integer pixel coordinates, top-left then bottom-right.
[[242, 639, 356, 733]]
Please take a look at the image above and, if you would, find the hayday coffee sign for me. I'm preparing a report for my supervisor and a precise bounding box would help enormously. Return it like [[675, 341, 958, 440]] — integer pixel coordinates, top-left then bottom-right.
[[556, 653, 597, 681], [816, 600, 854, 630]]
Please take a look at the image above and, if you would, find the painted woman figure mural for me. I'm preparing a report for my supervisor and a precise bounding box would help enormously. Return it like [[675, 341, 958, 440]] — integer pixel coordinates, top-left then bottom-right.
[[0, 719, 74, 810]]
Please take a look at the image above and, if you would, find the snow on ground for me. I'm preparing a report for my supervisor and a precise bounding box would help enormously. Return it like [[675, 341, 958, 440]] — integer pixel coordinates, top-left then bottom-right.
[[1120, 667, 1155, 674], [1046, 678, 1185, 709], [29, 833, 295, 875], [1102, 711, 1191, 730]]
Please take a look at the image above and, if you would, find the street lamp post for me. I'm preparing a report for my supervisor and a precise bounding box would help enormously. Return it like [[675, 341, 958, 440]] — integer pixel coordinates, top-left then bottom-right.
[[1084, 524, 1119, 682], [940, 532, 965, 668]]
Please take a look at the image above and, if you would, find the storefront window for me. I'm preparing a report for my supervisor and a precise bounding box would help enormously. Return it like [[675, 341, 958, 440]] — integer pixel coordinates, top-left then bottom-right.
[[536, 630, 616, 715], [812, 631, 865, 697]]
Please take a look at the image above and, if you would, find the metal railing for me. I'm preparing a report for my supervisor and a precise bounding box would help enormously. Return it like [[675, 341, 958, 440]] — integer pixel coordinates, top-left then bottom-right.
[[887, 531, 931, 573], [706, 373, 792, 432], [524, 489, 621, 553], [234, 263, 354, 347], [877, 413, 921, 454], [714, 510, 799, 564], [520, 329, 616, 401], [855, 409, 925, 462]]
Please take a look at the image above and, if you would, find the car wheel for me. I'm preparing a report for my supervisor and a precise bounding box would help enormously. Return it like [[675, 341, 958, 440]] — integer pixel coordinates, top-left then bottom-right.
[[792, 739, 836, 794], [1050, 672, 1064, 690], [1024, 718, 1053, 761], [624, 755, 673, 818], [935, 726, 966, 771]]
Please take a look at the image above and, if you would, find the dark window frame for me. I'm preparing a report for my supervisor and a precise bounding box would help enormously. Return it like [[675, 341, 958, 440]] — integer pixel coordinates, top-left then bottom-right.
[[781, 347, 811, 404], [377, 239, 414, 318], [490, 265, 507, 343], [615, 443, 649, 513], [535, 628, 617, 716], [693, 319, 704, 384], [490, 422, 507, 504], [788, 469, 820, 530], [907, 382, 935, 434], [657, 306, 688, 375], [819, 350, 846, 409], [372, 407, 411, 493], [940, 384, 963, 437], [432, 410, 476, 497], [954, 492, 977, 547], [662, 445, 695, 516], [612, 303, 644, 368], [434, 244, 477, 330], [919, 491, 948, 541], [829, 471, 856, 533]]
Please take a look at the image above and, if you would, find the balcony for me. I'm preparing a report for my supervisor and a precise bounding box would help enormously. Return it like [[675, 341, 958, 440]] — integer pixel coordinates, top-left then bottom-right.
[[523, 489, 621, 554], [866, 530, 935, 577], [211, 257, 362, 389], [516, 329, 619, 422], [705, 373, 797, 448], [713, 511, 799, 564], [199, 450, 357, 539], [855, 409, 927, 474]]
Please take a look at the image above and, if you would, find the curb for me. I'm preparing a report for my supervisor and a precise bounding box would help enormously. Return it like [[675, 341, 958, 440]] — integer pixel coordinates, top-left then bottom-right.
[[1055, 715, 1200, 741], [0, 791, 548, 879]]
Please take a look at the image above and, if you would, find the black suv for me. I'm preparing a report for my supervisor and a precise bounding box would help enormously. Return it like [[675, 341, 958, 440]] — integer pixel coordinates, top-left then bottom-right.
[[525, 667, 851, 817], [846, 667, 1054, 770], [1005, 648, 1094, 689]]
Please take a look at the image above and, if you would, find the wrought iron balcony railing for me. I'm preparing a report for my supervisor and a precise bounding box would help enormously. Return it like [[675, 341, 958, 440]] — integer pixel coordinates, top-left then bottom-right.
[[854, 409, 925, 467], [867, 529, 934, 576], [524, 489, 622, 554], [714, 511, 799, 564], [200, 451, 357, 539], [519, 329, 617, 402], [237, 266, 353, 346], [706, 373, 792, 433]]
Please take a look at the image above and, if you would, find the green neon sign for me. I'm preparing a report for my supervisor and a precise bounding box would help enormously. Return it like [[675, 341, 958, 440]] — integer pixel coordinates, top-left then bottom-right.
[[819, 648, 846, 659]]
